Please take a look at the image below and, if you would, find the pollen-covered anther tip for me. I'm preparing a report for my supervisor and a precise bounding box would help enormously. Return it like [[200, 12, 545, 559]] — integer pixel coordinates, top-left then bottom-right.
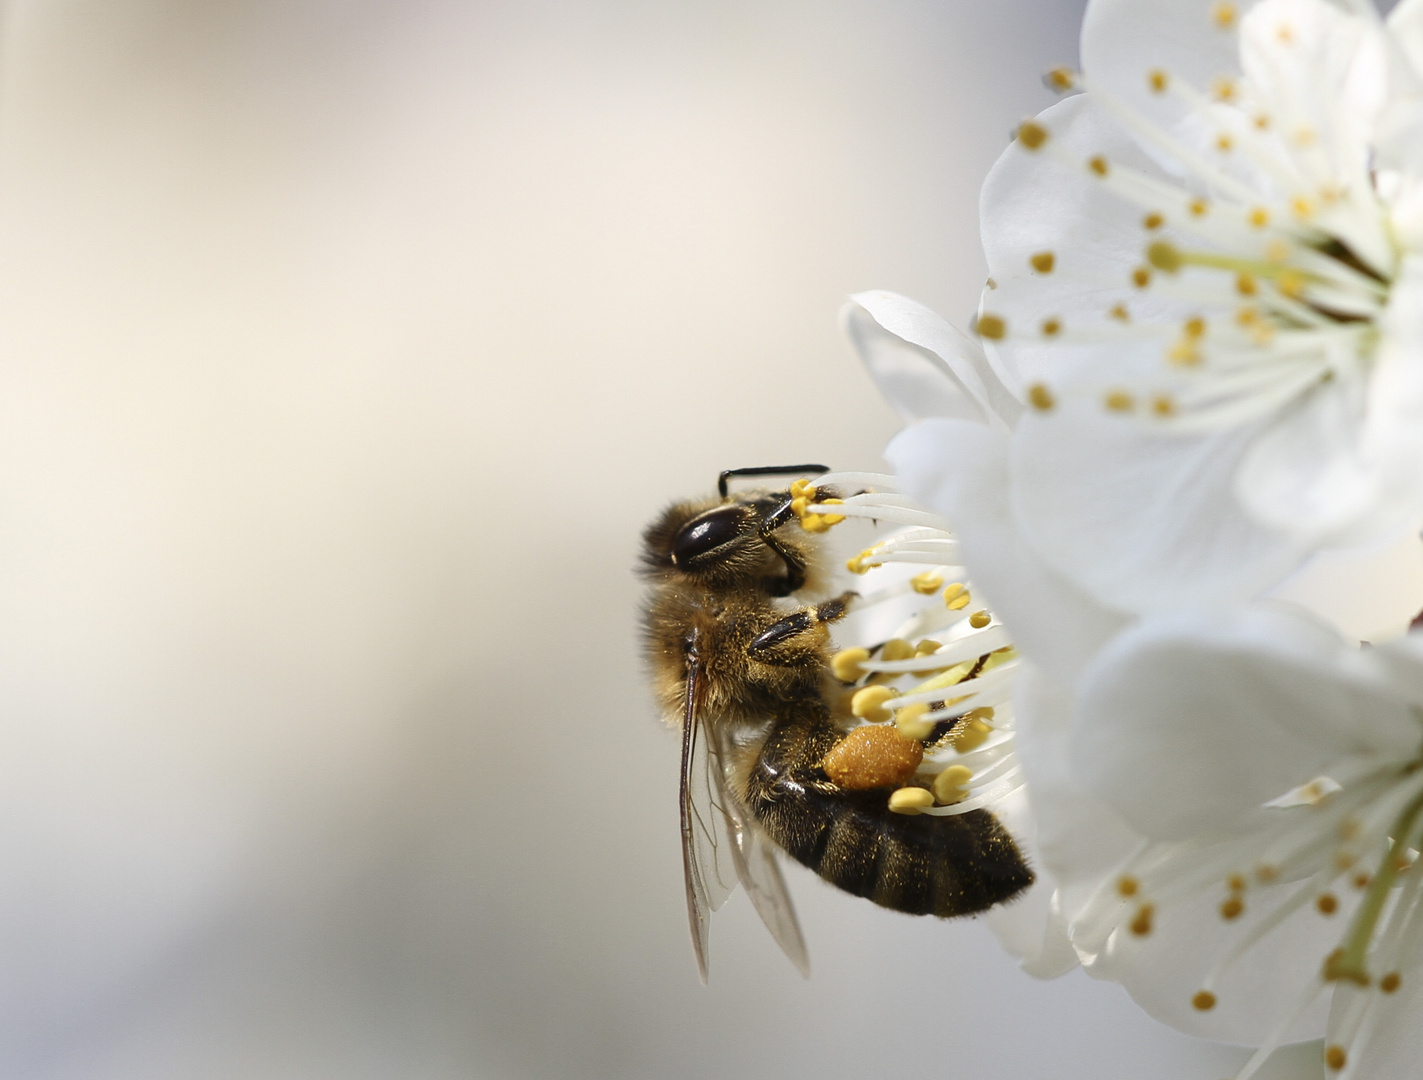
[[944, 582, 971, 611], [1043, 67, 1077, 93], [1151, 395, 1176, 418], [850, 684, 896, 723], [1291, 195, 1315, 220], [952, 716, 993, 752], [1116, 875, 1139, 898], [789, 478, 817, 500], [1219, 896, 1244, 921], [1381, 971, 1401, 994], [888, 786, 934, 815], [895, 703, 934, 741], [1248, 206, 1269, 229], [1028, 383, 1055, 411], [808, 497, 846, 527], [1192, 990, 1217, 1011], [1210, 1, 1237, 28], [1142, 212, 1164, 231], [1041, 317, 1061, 338], [831, 647, 870, 682], [909, 571, 944, 595], [1316, 893, 1339, 915], [1211, 75, 1236, 101], [1324, 1045, 1346, 1072], [1104, 390, 1135, 412], [1146, 241, 1182, 273], [1088, 155, 1109, 177], [1017, 120, 1049, 150], [968, 610, 991, 629], [1189, 198, 1210, 217], [976, 313, 1007, 340], [933, 764, 974, 805], [1168, 340, 1201, 367], [1147, 69, 1168, 93], [1030, 251, 1056, 273], [881, 638, 914, 662], [1129, 903, 1155, 936], [1215, 133, 1233, 153], [1256, 863, 1279, 883], [1237, 273, 1257, 296]]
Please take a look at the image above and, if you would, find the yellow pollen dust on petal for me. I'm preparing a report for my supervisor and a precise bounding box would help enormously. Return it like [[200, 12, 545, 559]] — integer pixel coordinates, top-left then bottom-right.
[[888, 786, 934, 815], [910, 571, 944, 595], [1088, 155, 1109, 177], [1192, 990, 1217, 1011], [1210, 1, 1237, 28], [1381, 972, 1402, 994], [968, 610, 992, 629], [1146, 241, 1181, 273], [977, 313, 1007, 340], [1324, 1045, 1346, 1072], [1151, 395, 1176, 417], [1316, 893, 1339, 916], [1017, 121, 1049, 149], [1030, 251, 1056, 273], [1041, 318, 1062, 338], [1248, 207, 1269, 229], [1044, 66, 1077, 92], [1143, 212, 1164, 230], [1132, 266, 1152, 289], [1220, 896, 1244, 920], [933, 764, 974, 805], [1028, 383, 1055, 411], [1104, 390, 1135, 412], [831, 647, 870, 682], [851, 684, 896, 723], [1109, 303, 1130, 322], [1129, 903, 1155, 936], [1148, 69, 1168, 93]]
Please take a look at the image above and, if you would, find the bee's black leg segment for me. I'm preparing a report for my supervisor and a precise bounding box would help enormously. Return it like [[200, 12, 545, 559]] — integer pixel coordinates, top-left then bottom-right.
[[747, 592, 856, 666], [758, 499, 809, 593]]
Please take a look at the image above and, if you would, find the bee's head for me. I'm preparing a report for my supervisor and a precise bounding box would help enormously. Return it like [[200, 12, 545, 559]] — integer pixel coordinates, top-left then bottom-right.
[[640, 491, 808, 594]]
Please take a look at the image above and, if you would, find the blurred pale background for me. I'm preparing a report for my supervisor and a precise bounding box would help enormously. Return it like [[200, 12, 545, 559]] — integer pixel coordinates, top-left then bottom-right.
[[0, 1, 1317, 1078]]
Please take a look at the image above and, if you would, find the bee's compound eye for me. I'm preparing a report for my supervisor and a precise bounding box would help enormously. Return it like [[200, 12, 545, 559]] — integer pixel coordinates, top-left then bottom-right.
[[671, 505, 748, 565]]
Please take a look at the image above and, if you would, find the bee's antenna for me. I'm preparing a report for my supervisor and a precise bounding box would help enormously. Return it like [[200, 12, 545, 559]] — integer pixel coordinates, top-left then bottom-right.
[[717, 464, 829, 499]]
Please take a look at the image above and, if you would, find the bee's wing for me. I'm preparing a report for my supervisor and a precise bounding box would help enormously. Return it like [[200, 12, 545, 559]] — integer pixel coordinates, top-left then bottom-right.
[[711, 724, 810, 978], [680, 655, 739, 983]]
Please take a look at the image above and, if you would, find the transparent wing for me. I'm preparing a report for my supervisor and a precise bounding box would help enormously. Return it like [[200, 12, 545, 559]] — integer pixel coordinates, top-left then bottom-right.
[[710, 724, 810, 978], [680, 655, 739, 983]]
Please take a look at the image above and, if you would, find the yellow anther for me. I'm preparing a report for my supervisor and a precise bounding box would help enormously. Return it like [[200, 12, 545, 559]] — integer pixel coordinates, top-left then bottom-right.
[[1320, 184, 1341, 204], [1147, 69, 1168, 93], [1132, 266, 1152, 288], [933, 764, 974, 805], [1151, 395, 1176, 417], [1236, 273, 1257, 296], [1030, 251, 1056, 273], [1254, 113, 1270, 130], [1129, 903, 1155, 936], [846, 545, 881, 575], [1189, 198, 1209, 216], [799, 513, 831, 533], [1088, 155, 1109, 176], [1215, 133, 1233, 153], [1104, 390, 1135, 412], [1117, 876, 1139, 897], [1248, 206, 1269, 228], [1044, 67, 1076, 92], [812, 497, 846, 526], [790, 496, 809, 517], [1251, 323, 1276, 346], [1291, 196, 1314, 220], [1293, 125, 1315, 146], [1265, 239, 1289, 264], [1220, 896, 1244, 920], [1041, 317, 1062, 337], [1168, 340, 1201, 367], [881, 638, 914, 663], [1236, 307, 1258, 327], [1028, 383, 1055, 411], [789, 478, 817, 500], [1211, 75, 1237, 101], [969, 705, 995, 721], [888, 786, 934, 815], [1324, 1045, 1345, 1071], [1210, 1, 1236, 28], [1146, 241, 1182, 273], [1279, 272, 1304, 300], [831, 647, 870, 682], [914, 639, 942, 657], [1256, 863, 1279, 884], [968, 610, 991, 629], [1226, 874, 1246, 892], [1017, 121, 1049, 149], [1334, 851, 1357, 871], [1142, 212, 1164, 230], [977, 313, 1007, 340], [1381, 972, 1401, 994], [1352, 872, 1371, 890], [945, 588, 971, 612], [1278, 23, 1295, 45], [951, 717, 993, 752], [910, 571, 944, 595], [942, 582, 965, 604], [1108, 303, 1130, 321], [851, 684, 896, 723], [1192, 990, 1217, 1011], [1183, 317, 1205, 339], [894, 703, 934, 741], [1316, 893, 1339, 915], [1339, 817, 1363, 841]]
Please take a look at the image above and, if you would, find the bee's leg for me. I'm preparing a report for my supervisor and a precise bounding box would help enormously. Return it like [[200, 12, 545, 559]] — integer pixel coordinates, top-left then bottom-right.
[[758, 498, 808, 593], [746, 592, 856, 666]]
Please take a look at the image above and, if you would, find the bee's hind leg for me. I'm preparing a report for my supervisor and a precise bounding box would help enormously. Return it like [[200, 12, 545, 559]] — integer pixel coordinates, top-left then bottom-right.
[[746, 593, 856, 667]]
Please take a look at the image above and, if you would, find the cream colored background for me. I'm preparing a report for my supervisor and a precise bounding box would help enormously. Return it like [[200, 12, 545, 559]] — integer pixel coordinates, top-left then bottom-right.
[[0, 2, 1320, 1078]]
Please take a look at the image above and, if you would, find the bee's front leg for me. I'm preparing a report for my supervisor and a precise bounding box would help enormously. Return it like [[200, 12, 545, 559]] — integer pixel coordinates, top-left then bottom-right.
[[745, 592, 856, 667]]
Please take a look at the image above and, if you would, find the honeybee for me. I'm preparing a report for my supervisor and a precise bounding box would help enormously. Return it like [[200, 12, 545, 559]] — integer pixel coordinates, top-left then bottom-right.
[[641, 466, 1033, 981]]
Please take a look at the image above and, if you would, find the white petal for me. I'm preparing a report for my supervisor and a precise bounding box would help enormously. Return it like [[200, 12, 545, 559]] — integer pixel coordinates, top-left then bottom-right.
[[841, 291, 1021, 429], [1327, 971, 1423, 1080], [1388, 0, 1423, 85], [1267, 531, 1423, 644], [885, 419, 1130, 689], [1009, 397, 1310, 613], [1075, 606, 1422, 840]]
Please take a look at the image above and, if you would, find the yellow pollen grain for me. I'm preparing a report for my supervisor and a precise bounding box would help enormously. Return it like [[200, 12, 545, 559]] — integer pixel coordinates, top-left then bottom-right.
[[1148, 69, 1168, 93], [895, 703, 934, 741], [1236, 274, 1257, 296], [1227, 874, 1246, 893], [1353, 872, 1371, 890], [1381, 972, 1401, 994], [968, 610, 992, 629], [850, 684, 896, 723], [1192, 990, 1217, 1011], [1108, 303, 1130, 322], [887, 786, 933, 815], [1168, 341, 1201, 367], [934, 764, 974, 805], [1028, 383, 1055, 411], [951, 717, 993, 752], [977, 313, 1007, 340], [831, 647, 870, 682], [1017, 121, 1049, 149], [1215, 134, 1233, 153], [1045, 67, 1076, 92], [1184, 317, 1206, 338], [1132, 267, 1152, 289], [881, 638, 915, 662], [1030, 251, 1056, 273], [1117, 876, 1139, 897], [1220, 896, 1244, 921], [1316, 893, 1339, 916], [910, 571, 944, 595], [1088, 155, 1109, 177], [1211, 75, 1237, 102], [1151, 395, 1176, 417], [789, 478, 816, 499], [1129, 903, 1155, 936], [1104, 390, 1135, 412], [1146, 241, 1182, 273], [1324, 1045, 1346, 1072], [1248, 206, 1269, 228], [1211, 1, 1237, 28], [1189, 198, 1209, 216]]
